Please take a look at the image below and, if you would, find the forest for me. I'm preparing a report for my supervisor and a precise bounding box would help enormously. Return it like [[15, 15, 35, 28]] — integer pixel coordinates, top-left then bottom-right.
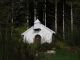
[[0, 0, 80, 60]]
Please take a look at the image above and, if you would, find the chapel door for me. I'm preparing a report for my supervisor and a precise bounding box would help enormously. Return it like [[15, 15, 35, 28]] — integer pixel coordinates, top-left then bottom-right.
[[34, 35, 41, 44]]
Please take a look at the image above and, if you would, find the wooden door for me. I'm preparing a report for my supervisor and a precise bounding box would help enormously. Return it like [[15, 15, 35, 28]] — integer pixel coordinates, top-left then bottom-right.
[[34, 35, 41, 44]]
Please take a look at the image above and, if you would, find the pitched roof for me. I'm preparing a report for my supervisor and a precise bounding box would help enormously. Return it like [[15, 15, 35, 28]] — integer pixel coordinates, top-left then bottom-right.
[[21, 24, 55, 36], [21, 26, 33, 36], [41, 24, 55, 34], [21, 19, 55, 36]]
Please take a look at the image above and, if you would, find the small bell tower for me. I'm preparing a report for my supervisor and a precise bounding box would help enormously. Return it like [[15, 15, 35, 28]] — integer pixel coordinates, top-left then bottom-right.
[[34, 19, 41, 30]]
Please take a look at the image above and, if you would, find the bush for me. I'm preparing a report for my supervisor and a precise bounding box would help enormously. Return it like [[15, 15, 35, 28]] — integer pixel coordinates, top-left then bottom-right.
[[55, 41, 71, 51], [39, 42, 54, 52]]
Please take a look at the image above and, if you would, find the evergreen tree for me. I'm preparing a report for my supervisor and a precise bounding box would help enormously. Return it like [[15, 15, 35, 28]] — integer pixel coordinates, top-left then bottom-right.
[[63, 0, 65, 39], [0, 0, 13, 59], [49, 0, 60, 33]]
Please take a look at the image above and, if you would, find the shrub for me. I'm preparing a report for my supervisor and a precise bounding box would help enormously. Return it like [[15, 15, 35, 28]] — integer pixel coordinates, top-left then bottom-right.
[[55, 41, 71, 51]]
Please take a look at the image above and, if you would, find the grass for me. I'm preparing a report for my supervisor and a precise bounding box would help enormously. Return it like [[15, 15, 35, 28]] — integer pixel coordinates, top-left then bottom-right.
[[40, 50, 80, 60]]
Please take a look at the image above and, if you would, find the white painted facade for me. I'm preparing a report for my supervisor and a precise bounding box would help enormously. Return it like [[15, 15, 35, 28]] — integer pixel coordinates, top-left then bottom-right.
[[21, 19, 55, 44]]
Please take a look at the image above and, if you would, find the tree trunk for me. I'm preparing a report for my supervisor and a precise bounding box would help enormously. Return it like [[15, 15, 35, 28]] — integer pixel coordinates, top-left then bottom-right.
[[34, 1, 37, 21], [43, 0, 46, 26], [0, 25, 1, 38], [34, 9, 36, 21], [71, 3, 73, 40], [43, 6, 45, 24], [63, 1, 65, 39], [11, 2, 14, 36], [44, 0, 46, 26], [27, 16, 29, 29], [11, 18, 13, 36], [55, 1, 57, 33], [27, 5, 29, 29], [71, 3, 73, 33]]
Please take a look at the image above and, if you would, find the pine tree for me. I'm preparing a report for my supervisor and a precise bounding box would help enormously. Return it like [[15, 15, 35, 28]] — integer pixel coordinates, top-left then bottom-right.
[[63, 0, 65, 39], [49, 0, 60, 33], [66, 0, 80, 40]]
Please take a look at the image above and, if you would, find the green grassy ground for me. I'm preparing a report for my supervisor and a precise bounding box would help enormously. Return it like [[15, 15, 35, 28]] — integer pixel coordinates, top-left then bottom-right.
[[40, 50, 80, 60]]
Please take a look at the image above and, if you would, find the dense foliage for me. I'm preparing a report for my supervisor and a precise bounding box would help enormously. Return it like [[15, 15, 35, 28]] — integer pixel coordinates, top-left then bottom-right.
[[0, 0, 80, 60]]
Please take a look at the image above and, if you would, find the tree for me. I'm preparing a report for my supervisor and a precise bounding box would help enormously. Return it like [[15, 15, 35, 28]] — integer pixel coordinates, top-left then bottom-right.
[[33, 0, 38, 21], [63, 0, 65, 39], [54, 0, 58, 33], [11, 1, 14, 36], [44, 0, 46, 26], [66, 0, 74, 33], [0, 0, 13, 59], [66, 0, 80, 39], [21, 0, 30, 29], [38, 0, 47, 26], [49, 0, 60, 33]]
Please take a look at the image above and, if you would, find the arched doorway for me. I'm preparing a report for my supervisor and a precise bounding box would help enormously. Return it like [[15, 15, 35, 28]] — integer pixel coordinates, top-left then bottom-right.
[[34, 35, 41, 44]]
